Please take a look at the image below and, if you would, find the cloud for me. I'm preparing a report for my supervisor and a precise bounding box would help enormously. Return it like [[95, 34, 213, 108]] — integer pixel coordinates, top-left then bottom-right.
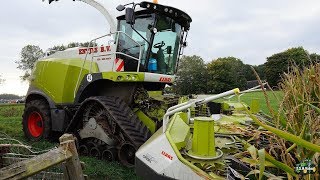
[[180, 0, 320, 64]]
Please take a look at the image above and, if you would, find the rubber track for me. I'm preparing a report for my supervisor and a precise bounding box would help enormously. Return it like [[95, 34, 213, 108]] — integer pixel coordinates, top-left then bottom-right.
[[67, 96, 151, 149]]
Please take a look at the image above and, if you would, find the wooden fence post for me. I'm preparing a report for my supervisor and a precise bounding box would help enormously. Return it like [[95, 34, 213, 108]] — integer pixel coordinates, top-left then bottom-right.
[[0, 133, 85, 180], [59, 134, 85, 180]]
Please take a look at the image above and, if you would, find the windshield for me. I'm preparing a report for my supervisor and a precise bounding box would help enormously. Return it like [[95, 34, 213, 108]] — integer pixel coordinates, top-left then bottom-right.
[[117, 13, 183, 74], [151, 15, 182, 75], [118, 14, 154, 67]]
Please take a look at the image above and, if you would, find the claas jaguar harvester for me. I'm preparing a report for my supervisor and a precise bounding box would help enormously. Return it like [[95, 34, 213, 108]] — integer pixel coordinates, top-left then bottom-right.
[[23, 0, 265, 179], [23, 0, 191, 167]]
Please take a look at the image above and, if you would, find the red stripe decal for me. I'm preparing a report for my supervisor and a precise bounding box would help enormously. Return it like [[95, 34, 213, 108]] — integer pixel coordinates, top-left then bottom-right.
[[116, 61, 124, 71]]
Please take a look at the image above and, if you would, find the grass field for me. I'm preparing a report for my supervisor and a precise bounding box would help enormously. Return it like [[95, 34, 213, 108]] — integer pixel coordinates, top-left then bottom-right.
[[0, 91, 282, 179], [0, 104, 138, 180], [227, 90, 283, 115]]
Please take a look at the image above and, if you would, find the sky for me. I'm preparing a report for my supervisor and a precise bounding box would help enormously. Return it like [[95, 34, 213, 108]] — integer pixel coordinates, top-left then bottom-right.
[[0, 0, 320, 96]]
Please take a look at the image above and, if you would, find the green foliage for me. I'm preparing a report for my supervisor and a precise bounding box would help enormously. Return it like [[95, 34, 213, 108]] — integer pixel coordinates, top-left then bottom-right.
[[0, 117, 23, 138], [47, 44, 67, 55], [16, 42, 97, 81], [175, 56, 265, 94], [0, 105, 24, 117], [277, 63, 320, 159], [163, 85, 174, 94], [225, 91, 282, 115], [207, 57, 247, 93], [81, 157, 139, 180], [175, 55, 208, 95], [310, 53, 320, 62], [0, 104, 138, 179], [242, 64, 257, 81], [0, 93, 22, 100], [15, 45, 43, 81], [253, 64, 266, 80], [47, 42, 97, 55], [0, 105, 24, 137], [241, 63, 320, 178], [265, 47, 320, 87]]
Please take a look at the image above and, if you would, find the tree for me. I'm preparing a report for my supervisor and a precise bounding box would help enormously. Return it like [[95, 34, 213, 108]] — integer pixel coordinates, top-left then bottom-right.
[[253, 64, 266, 80], [265, 47, 320, 87], [16, 42, 98, 81], [174, 55, 208, 95], [46, 44, 66, 56], [310, 53, 320, 63], [207, 57, 247, 93], [46, 42, 97, 55], [0, 93, 21, 100], [15, 45, 43, 81], [242, 64, 256, 81], [242, 64, 267, 81]]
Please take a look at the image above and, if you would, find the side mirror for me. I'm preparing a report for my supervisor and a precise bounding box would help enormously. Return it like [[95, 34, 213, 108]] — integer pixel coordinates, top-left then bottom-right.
[[116, 5, 125, 11], [167, 46, 172, 54], [125, 8, 135, 25]]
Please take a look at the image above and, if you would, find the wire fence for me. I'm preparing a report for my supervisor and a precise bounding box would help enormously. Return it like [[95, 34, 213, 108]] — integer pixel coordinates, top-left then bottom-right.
[[0, 132, 66, 180]]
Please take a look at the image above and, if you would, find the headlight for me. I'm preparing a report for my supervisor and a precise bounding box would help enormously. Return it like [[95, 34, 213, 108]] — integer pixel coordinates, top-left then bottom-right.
[[117, 76, 123, 81]]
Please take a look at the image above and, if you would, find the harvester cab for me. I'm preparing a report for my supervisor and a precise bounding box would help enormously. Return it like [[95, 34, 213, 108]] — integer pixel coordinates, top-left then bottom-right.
[[114, 1, 191, 76]]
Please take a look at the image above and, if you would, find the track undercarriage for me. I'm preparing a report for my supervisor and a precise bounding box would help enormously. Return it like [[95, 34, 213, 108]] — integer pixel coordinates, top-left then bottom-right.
[[66, 96, 152, 166]]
